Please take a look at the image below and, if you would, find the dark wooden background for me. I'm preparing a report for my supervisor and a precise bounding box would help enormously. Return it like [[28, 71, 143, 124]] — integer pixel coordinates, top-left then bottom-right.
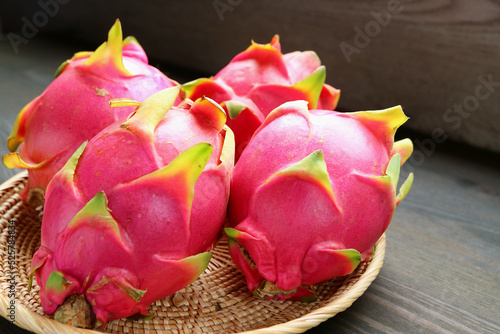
[[2, 0, 499, 153], [0, 1, 499, 333]]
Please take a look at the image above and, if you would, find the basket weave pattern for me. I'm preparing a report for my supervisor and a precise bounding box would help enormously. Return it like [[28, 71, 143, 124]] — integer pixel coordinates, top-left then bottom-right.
[[0, 172, 385, 334]]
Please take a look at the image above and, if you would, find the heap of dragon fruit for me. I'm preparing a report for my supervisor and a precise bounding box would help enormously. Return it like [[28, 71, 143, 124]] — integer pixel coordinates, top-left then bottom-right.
[[2, 20, 414, 328]]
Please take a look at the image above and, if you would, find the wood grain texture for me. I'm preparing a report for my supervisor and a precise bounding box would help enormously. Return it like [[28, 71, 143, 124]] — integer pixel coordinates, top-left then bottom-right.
[[0, 11, 499, 334], [1, 0, 499, 152]]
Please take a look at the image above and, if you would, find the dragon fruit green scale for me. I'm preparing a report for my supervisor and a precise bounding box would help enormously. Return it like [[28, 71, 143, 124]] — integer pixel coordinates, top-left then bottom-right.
[[3, 19, 178, 206], [226, 101, 414, 300], [30, 87, 235, 327]]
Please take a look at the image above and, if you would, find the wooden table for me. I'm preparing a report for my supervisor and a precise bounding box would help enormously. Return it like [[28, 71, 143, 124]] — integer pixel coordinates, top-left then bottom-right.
[[0, 39, 499, 334]]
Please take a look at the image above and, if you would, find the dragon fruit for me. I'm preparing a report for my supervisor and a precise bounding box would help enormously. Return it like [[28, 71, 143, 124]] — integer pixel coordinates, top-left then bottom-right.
[[226, 101, 414, 300], [3, 19, 178, 206], [181, 35, 340, 159], [30, 86, 235, 327]]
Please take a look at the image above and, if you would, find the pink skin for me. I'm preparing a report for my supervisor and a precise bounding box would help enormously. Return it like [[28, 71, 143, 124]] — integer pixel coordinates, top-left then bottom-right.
[[31, 88, 235, 326], [4, 20, 179, 199], [227, 101, 413, 299], [182, 36, 340, 160]]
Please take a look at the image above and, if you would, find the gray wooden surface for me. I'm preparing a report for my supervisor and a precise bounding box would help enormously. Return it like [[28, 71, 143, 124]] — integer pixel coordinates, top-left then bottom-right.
[[0, 38, 499, 334]]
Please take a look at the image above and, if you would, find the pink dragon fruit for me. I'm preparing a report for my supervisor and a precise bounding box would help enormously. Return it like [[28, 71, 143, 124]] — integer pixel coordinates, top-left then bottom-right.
[[226, 101, 414, 300], [30, 86, 235, 327], [181, 35, 340, 159], [3, 19, 178, 206]]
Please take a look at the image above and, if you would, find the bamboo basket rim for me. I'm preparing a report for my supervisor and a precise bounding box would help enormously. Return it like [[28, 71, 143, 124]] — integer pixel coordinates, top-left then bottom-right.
[[0, 171, 386, 334]]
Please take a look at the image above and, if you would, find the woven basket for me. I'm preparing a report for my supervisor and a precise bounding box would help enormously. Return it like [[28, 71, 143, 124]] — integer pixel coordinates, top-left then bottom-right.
[[0, 172, 385, 334]]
